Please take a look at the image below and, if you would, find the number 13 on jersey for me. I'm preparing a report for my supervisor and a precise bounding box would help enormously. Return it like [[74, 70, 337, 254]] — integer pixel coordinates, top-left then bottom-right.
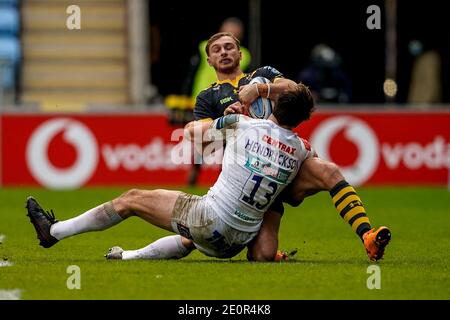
[[240, 172, 278, 210]]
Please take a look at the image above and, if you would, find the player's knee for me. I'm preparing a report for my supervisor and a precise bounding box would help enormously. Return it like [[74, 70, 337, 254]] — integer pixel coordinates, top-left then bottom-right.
[[122, 188, 142, 200], [251, 250, 277, 262], [248, 246, 277, 262], [321, 162, 344, 190], [115, 188, 142, 210], [180, 237, 196, 250]]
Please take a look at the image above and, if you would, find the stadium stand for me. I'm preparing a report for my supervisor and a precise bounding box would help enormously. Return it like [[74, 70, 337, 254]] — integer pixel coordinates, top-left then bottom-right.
[[20, 0, 128, 109]]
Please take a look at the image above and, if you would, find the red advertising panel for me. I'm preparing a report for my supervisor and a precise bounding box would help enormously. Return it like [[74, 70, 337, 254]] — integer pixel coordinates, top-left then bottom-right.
[[1, 113, 220, 188], [1, 110, 449, 188], [294, 111, 450, 186]]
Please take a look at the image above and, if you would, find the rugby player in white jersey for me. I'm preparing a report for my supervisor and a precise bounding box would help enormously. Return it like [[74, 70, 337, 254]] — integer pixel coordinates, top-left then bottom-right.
[[98, 32, 391, 262], [26, 84, 316, 260]]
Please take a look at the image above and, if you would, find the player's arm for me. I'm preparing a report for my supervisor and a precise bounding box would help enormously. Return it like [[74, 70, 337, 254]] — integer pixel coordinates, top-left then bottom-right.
[[239, 65, 296, 106], [238, 77, 297, 107], [263, 77, 297, 101], [224, 101, 245, 115], [184, 114, 243, 146], [184, 118, 212, 141]]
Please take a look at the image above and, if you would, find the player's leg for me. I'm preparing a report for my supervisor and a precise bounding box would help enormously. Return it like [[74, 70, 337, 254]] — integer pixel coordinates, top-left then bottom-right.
[[286, 157, 371, 238], [188, 163, 202, 186], [26, 188, 181, 248], [246, 210, 281, 262], [106, 190, 200, 260], [111, 188, 181, 230], [187, 142, 202, 186], [285, 157, 391, 261], [282, 157, 341, 206], [106, 235, 196, 260]]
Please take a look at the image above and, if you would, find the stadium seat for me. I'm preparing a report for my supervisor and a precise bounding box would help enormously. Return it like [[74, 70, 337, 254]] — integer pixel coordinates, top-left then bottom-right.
[[0, 0, 18, 4], [0, 6, 20, 35], [0, 1, 20, 93], [0, 36, 20, 89]]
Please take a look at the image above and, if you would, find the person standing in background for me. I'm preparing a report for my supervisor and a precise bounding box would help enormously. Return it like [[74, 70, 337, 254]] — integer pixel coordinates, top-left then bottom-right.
[[407, 39, 442, 106], [297, 44, 352, 104]]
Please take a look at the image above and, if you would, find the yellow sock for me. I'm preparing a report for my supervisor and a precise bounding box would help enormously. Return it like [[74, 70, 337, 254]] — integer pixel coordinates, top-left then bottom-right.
[[330, 180, 371, 239]]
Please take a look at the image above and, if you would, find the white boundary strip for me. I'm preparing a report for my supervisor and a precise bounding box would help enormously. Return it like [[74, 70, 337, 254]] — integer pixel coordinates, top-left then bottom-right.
[[0, 234, 22, 300], [0, 260, 13, 267], [0, 234, 13, 266], [0, 289, 22, 300], [0, 234, 12, 266]]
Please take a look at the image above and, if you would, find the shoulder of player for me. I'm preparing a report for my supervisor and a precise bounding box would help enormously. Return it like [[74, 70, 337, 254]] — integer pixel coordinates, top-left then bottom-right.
[[213, 114, 252, 130], [198, 78, 236, 95], [197, 83, 217, 96], [251, 65, 280, 74], [235, 118, 277, 132], [291, 135, 313, 154], [247, 66, 284, 82], [232, 115, 269, 129]]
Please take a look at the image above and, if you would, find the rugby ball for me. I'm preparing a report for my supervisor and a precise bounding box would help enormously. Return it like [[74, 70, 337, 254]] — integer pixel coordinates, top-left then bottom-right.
[[248, 77, 274, 119]]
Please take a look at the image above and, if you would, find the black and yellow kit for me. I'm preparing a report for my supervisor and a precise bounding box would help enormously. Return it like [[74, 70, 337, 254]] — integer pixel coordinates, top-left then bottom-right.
[[193, 66, 283, 120]]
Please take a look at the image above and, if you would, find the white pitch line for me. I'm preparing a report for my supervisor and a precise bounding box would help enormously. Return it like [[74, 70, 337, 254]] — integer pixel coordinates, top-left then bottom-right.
[[0, 234, 12, 266], [0, 260, 13, 267], [0, 289, 22, 300], [0, 235, 21, 300]]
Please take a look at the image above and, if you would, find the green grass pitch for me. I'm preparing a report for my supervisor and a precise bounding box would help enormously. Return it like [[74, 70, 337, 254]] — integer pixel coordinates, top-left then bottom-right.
[[0, 186, 449, 300]]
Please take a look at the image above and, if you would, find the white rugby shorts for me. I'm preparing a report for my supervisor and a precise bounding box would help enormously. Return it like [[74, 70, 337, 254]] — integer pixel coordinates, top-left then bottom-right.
[[171, 192, 257, 258]]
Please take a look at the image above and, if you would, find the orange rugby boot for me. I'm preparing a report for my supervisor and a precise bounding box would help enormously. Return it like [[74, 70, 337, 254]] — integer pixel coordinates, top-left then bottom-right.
[[363, 226, 391, 262]]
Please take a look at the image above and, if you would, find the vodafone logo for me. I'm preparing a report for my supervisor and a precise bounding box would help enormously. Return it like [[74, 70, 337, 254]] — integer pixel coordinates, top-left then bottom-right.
[[26, 118, 98, 189], [310, 116, 379, 186]]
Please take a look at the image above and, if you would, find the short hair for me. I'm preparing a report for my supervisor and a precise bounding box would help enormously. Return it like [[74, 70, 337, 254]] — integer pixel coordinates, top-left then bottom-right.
[[272, 83, 315, 128], [205, 32, 240, 57]]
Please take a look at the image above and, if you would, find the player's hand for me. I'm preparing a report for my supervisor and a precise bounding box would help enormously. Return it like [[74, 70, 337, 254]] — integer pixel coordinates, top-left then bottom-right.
[[224, 101, 245, 115], [238, 84, 259, 108]]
